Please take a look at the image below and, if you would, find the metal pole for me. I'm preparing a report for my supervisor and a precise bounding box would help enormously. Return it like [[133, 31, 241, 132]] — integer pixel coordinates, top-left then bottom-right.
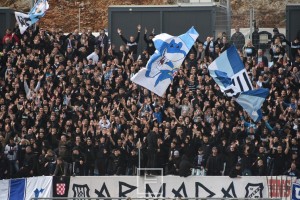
[[78, 7, 81, 32], [226, 0, 231, 37], [32, 198, 282, 200], [249, 8, 253, 41], [138, 139, 141, 169]]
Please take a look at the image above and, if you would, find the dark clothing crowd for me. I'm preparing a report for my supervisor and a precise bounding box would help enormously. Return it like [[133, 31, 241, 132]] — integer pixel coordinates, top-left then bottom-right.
[[0, 23, 300, 179]]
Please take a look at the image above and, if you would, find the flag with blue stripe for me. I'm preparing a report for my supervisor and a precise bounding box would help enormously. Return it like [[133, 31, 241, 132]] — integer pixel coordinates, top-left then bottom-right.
[[0, 178, 26, 200], [208, 45, 253, 97], [0, 177, 52, 200], [131, 27, 199, 96], [235, 88, 269, 122], [29, 0, 49, 24]]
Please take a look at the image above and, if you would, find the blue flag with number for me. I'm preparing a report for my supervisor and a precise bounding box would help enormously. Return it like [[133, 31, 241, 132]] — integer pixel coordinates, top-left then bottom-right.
[[208, 45, 269, 122], [208, 45, 253, 97]]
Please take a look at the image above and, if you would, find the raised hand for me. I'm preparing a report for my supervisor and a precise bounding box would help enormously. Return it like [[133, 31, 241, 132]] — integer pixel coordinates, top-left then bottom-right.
[[117, 28, 122, 35]]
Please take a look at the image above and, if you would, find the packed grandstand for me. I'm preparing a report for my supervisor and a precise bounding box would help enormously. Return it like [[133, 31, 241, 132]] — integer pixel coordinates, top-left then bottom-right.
[[0, 16, 300, 184]]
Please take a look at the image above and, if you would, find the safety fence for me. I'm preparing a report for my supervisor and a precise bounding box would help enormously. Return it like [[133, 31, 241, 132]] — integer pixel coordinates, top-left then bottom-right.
[[31, 198, 282, 200]]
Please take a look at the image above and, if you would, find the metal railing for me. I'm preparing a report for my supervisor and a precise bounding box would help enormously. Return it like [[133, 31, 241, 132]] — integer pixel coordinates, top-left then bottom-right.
[[31, 198, 282, 200]]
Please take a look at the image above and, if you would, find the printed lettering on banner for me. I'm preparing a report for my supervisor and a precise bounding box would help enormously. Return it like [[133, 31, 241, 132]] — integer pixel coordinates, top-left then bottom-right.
[[67, 176, 268, 198], [267, 176, 296, 198]]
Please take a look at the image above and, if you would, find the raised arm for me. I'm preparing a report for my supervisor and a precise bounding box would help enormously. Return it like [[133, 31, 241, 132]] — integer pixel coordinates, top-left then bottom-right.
[[117, 28, 128, 44], [144, 27, 149, 43], [135, 24, 141, 43]]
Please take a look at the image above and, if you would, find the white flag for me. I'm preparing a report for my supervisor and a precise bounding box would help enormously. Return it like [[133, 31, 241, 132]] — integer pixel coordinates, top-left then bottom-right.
[[25, 176, 52, 200], [131, 27, 199, 97], [15, 12, 32, 34]]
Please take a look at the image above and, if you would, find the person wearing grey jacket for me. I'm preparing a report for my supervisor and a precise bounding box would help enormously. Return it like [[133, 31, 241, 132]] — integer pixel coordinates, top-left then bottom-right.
[[4, 138, 19, 177]]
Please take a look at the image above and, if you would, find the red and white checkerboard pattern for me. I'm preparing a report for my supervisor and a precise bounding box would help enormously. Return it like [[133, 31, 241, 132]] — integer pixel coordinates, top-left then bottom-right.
[[56, 183, 65, 196]]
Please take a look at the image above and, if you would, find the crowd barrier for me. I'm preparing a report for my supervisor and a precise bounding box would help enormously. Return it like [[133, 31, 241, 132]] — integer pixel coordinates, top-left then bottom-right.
[[0, 175, 299, 200]]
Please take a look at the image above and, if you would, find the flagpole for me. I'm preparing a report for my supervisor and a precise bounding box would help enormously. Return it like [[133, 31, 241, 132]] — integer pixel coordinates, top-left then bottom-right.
[[31, 0, 36, 31], [78, 3, 84, 32], [138, 138, 141, 169], [78, 7, 81, 32]]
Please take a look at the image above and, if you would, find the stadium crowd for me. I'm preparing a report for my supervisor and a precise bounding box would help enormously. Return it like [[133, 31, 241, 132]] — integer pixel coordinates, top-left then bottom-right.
[[0, 22, 300, 179]]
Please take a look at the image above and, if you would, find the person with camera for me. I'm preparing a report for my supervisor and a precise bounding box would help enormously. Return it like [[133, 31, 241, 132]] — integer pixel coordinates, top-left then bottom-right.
[[4, 137, 19, 178]]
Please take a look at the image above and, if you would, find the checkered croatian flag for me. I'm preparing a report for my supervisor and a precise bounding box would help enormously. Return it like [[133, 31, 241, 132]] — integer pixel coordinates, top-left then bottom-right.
[[56, 183, 66, 196]]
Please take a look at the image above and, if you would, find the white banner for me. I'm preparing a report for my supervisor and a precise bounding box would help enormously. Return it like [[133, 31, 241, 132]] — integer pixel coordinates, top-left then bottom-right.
[[15, 12, 32, 34], [26, 176, 52, 200], [0, 179, 9, 200], [68, 176, 268, 198]]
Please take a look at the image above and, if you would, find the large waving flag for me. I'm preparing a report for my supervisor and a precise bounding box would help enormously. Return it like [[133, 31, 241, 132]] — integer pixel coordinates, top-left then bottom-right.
[[208, 45, 269, 122], [0, 177, 52, 200], [131, 27, 199, 96], [29, 0, 49, 24], [235, 88, 269, 122], [208, 45, 253, 97], [15, 12, 33, 34], [15, 0, 49, 34]]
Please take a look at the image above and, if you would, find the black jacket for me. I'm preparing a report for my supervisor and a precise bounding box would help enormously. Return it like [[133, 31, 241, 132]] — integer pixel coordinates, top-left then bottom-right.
[[147, 131, 158, 151], [206, 154, 223, 175], [179, 155, 193, 177]]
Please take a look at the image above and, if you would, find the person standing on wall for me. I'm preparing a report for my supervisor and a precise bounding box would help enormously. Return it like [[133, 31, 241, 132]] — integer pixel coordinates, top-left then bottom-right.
[[231, 27, 245, 51], [146, 126, 158, 175]]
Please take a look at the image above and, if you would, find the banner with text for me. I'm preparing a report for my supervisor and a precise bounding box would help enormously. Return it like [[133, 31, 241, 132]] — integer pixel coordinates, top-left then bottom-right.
[[68, 176, 268, 198], [267, 176, 297, 200]]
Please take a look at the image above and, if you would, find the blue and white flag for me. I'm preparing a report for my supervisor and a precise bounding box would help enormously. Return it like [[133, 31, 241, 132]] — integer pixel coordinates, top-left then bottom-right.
[[235, 88, 269, 122], [29, 0, 49, 24], [208, 46, 269, 122], [208, 45, 253, 97], [131, 27, 199, 96], [15, 0, 49, 34], [0, 179, 26, 200], [0, 176, 52, 200], [292, 183, 300, 200]]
